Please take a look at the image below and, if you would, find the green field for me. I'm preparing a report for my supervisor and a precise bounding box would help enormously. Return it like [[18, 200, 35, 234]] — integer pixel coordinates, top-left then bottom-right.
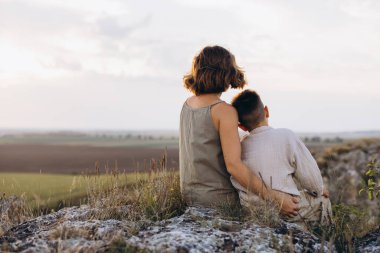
[[0, 172, 145, 210]]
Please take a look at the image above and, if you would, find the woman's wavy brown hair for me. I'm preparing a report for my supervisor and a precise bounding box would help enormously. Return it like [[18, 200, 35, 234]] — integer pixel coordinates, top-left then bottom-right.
[[183, 46, 247, 95]]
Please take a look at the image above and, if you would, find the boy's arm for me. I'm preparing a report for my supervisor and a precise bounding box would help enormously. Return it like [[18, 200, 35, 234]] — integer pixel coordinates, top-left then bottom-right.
[[289, 131, 324, 196]]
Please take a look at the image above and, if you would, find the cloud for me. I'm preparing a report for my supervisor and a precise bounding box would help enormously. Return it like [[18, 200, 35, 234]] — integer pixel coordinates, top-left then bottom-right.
[[96, 15, 151, 38], [0, 1, 84, 36], [337, 0, 380, 20], [40, 57, 83, 72], [0, 0, 157, 81]]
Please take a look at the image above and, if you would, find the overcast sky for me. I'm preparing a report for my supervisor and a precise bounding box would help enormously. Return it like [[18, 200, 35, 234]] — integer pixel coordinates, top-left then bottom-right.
[[0, 0, 379, 132]]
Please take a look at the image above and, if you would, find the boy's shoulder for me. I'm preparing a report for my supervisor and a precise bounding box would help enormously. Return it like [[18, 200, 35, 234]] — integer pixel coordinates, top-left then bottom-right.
[[241, 127, 298, 142], [240, 127, 294, 141], [240, 127, 299, 144], [273, 127, 296, 136], [272, 128, 299, 141]]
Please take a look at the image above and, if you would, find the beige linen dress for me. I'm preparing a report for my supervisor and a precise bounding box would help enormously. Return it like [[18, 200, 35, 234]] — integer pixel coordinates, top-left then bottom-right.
[[179, 100, 239, 207]]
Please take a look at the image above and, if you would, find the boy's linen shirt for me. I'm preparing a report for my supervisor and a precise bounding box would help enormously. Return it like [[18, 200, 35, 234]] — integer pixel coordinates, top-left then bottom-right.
[[231, 126, 323, 203]]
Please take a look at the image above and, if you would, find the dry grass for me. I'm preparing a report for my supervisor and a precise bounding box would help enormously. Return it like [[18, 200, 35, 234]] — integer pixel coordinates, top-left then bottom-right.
[[83, 153, 186, 222], [217, 193, 281, 228], [322, 138, 380, 158], [50, 225, 94, 240], [0, 194, 34, 236], [243, 196, 281, 228]]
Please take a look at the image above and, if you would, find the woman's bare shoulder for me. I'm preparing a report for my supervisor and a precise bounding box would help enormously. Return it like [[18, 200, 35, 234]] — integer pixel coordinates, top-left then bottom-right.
[[212, 102, 238, 120], [213, 102, 237, 113]]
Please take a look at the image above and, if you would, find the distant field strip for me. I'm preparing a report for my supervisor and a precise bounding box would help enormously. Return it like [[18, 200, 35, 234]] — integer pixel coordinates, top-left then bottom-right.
[[0, 172, 146, 210], [0, 135, 179, 148], [0, 144, 179, 174]]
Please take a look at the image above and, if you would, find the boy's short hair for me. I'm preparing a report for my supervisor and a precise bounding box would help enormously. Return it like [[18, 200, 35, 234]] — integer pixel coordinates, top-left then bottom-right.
[[231, 89, 265, 129], [183, 45, 247, 95]]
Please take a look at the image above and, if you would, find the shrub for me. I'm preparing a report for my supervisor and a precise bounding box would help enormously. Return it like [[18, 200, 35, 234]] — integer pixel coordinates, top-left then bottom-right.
[[359, 159, 380, 200], [332, 204, 373, 252]]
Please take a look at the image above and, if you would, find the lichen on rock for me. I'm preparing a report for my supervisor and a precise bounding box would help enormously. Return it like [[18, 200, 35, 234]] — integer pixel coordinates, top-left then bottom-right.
[[1, 205, 330, 252]]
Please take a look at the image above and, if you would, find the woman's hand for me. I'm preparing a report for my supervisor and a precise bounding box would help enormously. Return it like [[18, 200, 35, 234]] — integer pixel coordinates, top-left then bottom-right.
[[322, 187, 330, 198], [272, 191, 300, 217]]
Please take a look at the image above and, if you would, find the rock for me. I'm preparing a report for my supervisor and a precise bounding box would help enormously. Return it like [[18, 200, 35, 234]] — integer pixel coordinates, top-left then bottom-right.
[[315, 140, 380, 213], [1, 206, 330, 252], [355, 226, 380, 253]]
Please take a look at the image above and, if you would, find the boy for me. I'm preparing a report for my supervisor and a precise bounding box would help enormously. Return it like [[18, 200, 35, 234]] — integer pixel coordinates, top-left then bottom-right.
[[230, 89, 332, 228]]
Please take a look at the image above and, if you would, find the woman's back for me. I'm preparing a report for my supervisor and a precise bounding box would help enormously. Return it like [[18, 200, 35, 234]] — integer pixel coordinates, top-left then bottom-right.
[[179, 98, 238, 207]]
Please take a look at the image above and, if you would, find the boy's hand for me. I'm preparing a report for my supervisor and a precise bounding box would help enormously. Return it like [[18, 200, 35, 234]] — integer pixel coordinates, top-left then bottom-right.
[[273, 191, 300, 217]]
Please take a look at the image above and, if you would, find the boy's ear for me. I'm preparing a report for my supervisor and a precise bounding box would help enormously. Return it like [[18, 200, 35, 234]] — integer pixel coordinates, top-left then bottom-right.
[[238, 123, 249, 132], [264, 106, 269, 118]]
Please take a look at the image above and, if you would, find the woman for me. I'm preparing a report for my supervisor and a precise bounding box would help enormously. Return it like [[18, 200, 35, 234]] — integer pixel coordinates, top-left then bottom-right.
[[179, 45, 299, 217]]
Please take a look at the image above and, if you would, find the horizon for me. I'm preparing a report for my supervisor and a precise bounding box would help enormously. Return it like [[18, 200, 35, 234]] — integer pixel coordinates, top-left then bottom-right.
[[1, 127, 380, 135]]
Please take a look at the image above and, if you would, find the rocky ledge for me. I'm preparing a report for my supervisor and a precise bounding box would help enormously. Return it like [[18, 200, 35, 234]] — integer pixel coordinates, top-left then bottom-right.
[[0, 204, 331, 253], [1, 204, 380, 252]]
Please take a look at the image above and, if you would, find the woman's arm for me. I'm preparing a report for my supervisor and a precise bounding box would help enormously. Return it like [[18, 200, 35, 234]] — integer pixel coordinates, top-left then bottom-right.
[[215, 104, 300, 216]]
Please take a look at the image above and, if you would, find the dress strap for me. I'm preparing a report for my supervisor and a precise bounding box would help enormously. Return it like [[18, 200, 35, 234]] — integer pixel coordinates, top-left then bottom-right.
[[209, 100, 225, 107]]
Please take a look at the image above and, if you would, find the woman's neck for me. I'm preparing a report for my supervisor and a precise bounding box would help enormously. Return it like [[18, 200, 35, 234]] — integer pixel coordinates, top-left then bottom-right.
[[196, 93, 222, 99], [187, 93, 223, 108]]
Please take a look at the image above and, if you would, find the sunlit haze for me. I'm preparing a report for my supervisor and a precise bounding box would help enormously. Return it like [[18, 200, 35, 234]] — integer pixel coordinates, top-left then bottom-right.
[[1, 0, 380, 132]]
